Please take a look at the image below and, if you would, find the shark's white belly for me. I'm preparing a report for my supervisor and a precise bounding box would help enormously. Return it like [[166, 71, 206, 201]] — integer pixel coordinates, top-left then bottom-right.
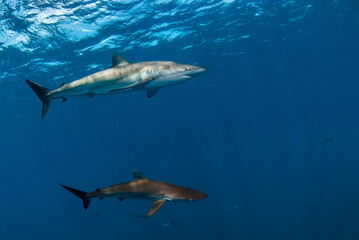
[[144, 75, 191, 89], [51, 79, 137, 98]]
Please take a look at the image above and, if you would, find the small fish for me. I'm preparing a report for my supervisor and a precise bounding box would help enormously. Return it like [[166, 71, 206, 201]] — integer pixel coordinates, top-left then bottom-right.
[[322, 137, 333, 144], [162, 221, 175, 227], [90, 212, 101, 217], [233, 205, 244, 211]]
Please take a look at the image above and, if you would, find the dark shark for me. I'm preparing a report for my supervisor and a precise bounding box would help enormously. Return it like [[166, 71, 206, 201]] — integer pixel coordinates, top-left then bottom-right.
[[59, 169, 207, 217]]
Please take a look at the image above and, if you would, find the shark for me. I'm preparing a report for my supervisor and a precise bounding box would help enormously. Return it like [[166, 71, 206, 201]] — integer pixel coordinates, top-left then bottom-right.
[[59, 169, 207, 217], [25, 54, 205, 118]]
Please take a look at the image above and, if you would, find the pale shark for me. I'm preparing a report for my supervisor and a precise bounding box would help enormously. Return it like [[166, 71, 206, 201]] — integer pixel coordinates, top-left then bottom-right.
[[59, 169, 207, 217], [25, 54, 205, 118]]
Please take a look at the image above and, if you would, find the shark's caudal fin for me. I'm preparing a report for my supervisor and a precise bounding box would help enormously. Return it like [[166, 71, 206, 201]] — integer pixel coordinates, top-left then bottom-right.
[[59, 184, 91, 209], [25, 79, 51, 118]]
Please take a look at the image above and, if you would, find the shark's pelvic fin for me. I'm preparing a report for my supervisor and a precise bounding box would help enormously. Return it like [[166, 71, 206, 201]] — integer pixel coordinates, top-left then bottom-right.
[[146, 200, 166, 217], [147, 88, 160, 98], [133, 169, 148, 180], [25, 79, 51, 119], [112, 53, 129, 67], [59, 184, 91, 209]]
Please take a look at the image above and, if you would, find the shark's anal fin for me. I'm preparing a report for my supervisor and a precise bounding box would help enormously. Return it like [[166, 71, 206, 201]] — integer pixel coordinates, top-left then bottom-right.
[[118, 198, 124, 201], [147, 88, 159, 98], [146, 200, 166, 217]]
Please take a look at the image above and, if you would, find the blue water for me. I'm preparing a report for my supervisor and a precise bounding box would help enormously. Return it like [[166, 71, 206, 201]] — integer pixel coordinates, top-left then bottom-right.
[[1, 0, 359, 239]]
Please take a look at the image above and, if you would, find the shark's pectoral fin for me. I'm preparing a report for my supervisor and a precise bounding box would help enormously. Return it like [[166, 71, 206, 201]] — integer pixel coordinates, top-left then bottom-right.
[[147, 88, 160, 98], [110, 81, 141, 92], [157, 75, 192, 82], [118, 197, 124, 201], [111, 77, 155, 93], [99, 197, 104, 200], [146, 200, 166, 217], [61, 97, 67, 102]]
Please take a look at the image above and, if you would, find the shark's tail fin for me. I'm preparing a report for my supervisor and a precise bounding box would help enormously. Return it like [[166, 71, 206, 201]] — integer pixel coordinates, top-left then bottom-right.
[[25, 79, 51, 118], [59, 184, 91, 210]]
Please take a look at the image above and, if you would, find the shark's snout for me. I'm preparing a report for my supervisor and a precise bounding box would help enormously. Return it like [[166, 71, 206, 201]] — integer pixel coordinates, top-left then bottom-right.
[[183, 65, 206, 76], [188, 191, 208, 201], [197, 66, 206, 72], [197, 192, 208, 200]]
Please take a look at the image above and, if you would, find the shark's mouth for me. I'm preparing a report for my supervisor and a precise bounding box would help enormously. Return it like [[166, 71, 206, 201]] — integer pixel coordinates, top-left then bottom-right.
[[155, 74, 192, 82], [182, 66, 206, 76]]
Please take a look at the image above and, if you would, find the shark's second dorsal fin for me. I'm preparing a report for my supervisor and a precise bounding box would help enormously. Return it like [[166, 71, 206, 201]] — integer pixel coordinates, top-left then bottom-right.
[[133, 169, 148, 180], [112, 53, 129, 67]]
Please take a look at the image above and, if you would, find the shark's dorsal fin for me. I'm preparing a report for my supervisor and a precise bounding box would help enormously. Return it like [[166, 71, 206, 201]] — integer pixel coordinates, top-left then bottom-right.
[[133, 169, 148, 180], [112, 54, 129, 67]]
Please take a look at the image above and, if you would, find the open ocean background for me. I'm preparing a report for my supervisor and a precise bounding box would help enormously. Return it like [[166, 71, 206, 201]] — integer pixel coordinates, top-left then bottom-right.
[[1, 0, 359, 239]]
